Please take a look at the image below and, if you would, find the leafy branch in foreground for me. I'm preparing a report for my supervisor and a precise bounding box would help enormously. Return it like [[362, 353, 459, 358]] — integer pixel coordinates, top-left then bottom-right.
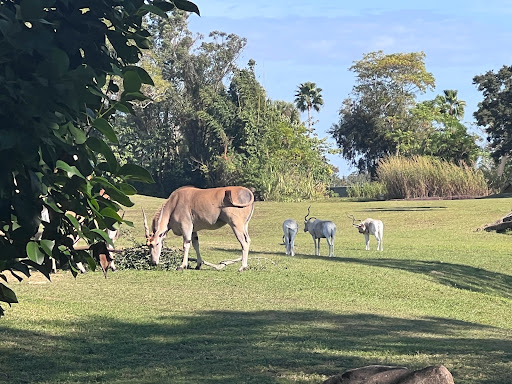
[[0, 0, 199, 317]]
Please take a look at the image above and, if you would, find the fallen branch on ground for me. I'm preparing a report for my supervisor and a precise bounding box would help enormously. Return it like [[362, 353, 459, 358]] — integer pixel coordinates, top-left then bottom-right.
[[189, 257, 276, 270]]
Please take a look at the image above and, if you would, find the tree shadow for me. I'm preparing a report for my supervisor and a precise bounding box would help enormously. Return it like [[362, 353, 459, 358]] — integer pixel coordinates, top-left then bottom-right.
[[297, 255, 512, 299], [358, 206, 448, 212], [0, 310, 510, 384]]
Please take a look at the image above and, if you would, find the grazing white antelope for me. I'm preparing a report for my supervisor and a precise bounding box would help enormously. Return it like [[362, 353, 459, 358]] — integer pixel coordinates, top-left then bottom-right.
[[143, 186, 255, 272], [304, 206, 337, 257], [349, 215, 384, 251], [282, 219, 298, 256]]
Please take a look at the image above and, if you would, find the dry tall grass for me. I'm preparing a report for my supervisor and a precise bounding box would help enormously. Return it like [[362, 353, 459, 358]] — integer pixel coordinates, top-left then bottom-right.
[[378, 156, 488, 199]]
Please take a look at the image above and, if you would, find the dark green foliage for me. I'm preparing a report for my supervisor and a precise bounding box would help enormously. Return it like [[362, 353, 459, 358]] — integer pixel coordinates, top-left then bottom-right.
[[115, 246, 182, 270], [0, 0, 198, 316], [473, 65, 512, 161]]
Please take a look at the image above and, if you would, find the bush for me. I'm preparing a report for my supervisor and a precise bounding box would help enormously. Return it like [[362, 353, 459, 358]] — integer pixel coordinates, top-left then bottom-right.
[[115, 246, 182, 270]]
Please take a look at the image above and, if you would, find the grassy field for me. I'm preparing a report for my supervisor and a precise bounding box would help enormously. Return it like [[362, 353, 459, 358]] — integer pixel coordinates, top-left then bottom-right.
[[1, 195, 511, 383]]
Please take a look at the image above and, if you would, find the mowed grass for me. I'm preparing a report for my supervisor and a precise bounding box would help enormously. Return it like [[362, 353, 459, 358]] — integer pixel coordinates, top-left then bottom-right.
[[1, 195, 511, 384]]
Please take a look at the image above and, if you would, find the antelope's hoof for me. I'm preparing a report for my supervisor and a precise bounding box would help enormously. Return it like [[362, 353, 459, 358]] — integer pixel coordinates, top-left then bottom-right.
[[195, 264, 202, 270], [176, 266, 185, 272], [238, 266, 247, 272]]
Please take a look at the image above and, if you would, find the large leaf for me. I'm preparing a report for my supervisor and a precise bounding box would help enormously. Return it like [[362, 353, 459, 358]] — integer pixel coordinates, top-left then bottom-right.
[[118, 182, 137, 195], [91, 177, 134, 207], [39, 239, 55, 257], [118, 164, 154, 183], [90, 229, 114, 247], [22, 259, 51, 281], [123, 71, 142, 93], [0, 283, 18, 304], [56, 160, 86, 180], [173, 0, 200, 15], [65, 213, 82, 233], [124, 66, 154, 86], [139, 4, 168, 19], [92, 118, 118, 144], [86, 137, 118, 172], [66, 122, 87, 145], [26, 241, 45, 265], [100, 207, 123, 222]]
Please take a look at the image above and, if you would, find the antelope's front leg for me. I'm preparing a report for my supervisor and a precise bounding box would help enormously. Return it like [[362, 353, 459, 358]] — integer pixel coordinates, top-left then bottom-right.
[[178, 238, 191, 271], [364, 234, 370, 250]]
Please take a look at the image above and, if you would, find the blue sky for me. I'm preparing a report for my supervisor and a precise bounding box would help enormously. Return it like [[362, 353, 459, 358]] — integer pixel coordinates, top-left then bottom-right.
[[188, 1, 512, 176]]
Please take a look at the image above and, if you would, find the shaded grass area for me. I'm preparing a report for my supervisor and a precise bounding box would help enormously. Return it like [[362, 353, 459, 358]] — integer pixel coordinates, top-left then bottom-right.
[[1, 310, 511, 384]]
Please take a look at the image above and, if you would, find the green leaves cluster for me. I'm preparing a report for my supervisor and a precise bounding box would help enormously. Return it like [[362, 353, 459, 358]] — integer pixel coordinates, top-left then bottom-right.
[[0, 0, 198, 316]]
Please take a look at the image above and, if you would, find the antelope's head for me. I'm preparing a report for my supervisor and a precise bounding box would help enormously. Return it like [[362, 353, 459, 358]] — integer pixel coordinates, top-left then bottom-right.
[[348, 214, 365, 234], [142, 207, 167, 265]]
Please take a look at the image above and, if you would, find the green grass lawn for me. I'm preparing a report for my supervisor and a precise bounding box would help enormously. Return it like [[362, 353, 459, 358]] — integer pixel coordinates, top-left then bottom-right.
[[1, 195, 511, 383]]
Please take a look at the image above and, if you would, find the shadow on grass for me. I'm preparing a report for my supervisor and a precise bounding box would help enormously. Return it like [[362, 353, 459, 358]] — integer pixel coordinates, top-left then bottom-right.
[[358, 206, 448, 212], [298, 254, 512, 300], [1, 310, 510, 384]]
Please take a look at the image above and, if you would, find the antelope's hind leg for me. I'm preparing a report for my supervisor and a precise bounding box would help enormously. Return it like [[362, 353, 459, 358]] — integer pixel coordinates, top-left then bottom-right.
[[231, 222, 251, 272], [192, 232, 203, 269]]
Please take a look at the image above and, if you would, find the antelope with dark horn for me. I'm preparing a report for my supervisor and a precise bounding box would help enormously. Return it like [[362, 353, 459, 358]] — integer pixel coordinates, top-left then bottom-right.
[[303, 205, 337, 257], [349, 214, 384, 251]]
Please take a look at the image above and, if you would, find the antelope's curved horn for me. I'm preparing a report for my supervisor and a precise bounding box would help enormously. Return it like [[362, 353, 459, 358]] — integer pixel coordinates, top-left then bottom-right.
[[347, 214, 356, 225], [305, 205, 311, 221], [142, 207, 149, 237]]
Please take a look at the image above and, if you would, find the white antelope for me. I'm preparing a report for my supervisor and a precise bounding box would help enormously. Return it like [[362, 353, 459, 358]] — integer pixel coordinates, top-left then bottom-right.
[[349, 215, 384, 251], [143, 186, 254, 272], [282, 219, 298, 256], [304, 206, 337, 257]]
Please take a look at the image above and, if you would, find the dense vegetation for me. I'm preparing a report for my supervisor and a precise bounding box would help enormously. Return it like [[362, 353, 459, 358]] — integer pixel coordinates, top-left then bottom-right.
[[329, 51, 481, 177], [112, 15, 334, 199], [0, 1, 199, 316]]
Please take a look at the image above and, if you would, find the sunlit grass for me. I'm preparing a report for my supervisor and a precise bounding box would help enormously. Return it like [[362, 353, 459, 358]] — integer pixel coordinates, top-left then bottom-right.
[[1, 196, 511, 383]]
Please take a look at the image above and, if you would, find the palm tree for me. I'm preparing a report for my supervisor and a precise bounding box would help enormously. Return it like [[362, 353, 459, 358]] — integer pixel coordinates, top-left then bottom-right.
[[294, 81, 324, 130], [438, 89, 466, 119]]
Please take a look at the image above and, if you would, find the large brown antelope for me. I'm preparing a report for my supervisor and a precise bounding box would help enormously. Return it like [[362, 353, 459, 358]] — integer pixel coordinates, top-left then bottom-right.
[[143, 186, 255, 272]]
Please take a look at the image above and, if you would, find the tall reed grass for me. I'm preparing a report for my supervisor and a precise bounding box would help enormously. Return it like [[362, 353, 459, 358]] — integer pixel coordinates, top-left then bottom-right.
[[378, 156, 488, 199], [347, 181, 387, 200], [261, 167, 329, 201]]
